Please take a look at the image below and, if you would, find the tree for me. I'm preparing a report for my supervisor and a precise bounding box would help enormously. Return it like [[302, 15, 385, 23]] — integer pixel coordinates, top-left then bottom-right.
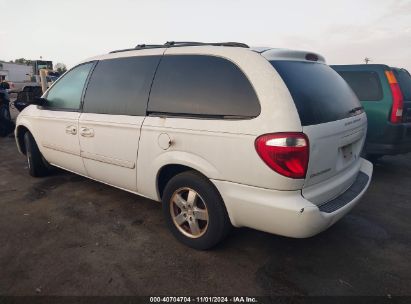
[[13, 58, 32, 66], [54, 63, 67, 74]]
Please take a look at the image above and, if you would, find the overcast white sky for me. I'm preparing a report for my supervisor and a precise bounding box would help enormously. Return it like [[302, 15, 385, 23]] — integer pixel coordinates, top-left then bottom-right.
[[0, 0, 410, 71]]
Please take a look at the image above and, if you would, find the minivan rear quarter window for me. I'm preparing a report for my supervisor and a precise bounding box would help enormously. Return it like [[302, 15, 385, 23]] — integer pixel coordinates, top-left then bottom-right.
[[337, 71, 383, 101], [148, 55, 260, 118], [271, 61, 361, 126]]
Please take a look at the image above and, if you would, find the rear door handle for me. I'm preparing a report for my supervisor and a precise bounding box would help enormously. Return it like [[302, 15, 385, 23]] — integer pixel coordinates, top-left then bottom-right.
[[65, 125, 77, 135], [80, 127, 94, 137]]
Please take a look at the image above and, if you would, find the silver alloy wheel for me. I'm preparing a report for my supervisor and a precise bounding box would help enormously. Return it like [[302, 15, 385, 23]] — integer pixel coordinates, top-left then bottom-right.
[[170, 187, 209, 238]]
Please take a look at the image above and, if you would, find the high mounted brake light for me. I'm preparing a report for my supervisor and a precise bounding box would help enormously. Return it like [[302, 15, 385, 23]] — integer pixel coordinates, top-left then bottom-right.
[[305, 53, 319, 62], [385, 70, 404, 124], [255, 133, 309, 179]]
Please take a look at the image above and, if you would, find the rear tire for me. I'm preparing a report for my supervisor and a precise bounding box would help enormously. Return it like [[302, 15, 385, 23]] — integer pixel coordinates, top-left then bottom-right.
[[162, 171, 232, 250], [24, 132, 49, 177], [366, 154, 382, 163], [0, 123, 7, 137]]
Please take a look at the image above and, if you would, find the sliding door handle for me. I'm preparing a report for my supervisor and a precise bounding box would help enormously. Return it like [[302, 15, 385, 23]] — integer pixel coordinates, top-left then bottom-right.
[[80, 127, 94, 137]]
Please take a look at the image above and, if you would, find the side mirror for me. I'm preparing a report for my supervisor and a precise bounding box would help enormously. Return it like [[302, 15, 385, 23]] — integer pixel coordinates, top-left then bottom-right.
[[32, 97, 48, 106]]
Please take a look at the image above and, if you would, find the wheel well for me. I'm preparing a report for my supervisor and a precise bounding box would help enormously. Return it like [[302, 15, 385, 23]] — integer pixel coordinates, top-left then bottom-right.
[[157, 164, 204, 199], [16, 126, 29, 155]]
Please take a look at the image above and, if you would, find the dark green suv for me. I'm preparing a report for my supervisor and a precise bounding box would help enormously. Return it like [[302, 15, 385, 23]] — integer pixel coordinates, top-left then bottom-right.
[[332, 64, 411, 160]]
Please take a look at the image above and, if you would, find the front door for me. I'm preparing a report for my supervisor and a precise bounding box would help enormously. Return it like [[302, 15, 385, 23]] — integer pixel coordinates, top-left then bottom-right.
[[33, 62, 94, 175]]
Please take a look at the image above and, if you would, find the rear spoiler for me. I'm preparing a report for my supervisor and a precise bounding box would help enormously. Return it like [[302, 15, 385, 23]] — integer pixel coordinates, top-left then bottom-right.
[[259, 49, 326, 64]]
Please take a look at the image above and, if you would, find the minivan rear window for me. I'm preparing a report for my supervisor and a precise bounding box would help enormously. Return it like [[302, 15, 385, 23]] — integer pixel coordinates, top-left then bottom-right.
[[270, 61, 362, 126], [337, 71, 383, 101], [393, 69, 411, 101]]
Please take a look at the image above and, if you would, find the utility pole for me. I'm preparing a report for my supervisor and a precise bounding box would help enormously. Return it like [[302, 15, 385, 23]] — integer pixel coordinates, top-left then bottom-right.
[[364, 57, 371, 64]]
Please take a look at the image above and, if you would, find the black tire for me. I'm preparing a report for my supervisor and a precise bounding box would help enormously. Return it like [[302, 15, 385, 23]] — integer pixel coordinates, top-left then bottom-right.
[[0, 105, 13, 137], [24, 132, 49, 177], [0, 120, 7, 137], [366, 154, 383, 163], [0, 127, 7, 137], [162, 171, 232, 250]]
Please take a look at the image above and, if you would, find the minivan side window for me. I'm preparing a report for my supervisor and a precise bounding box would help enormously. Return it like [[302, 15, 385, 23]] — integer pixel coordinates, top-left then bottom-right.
[[83, 56, 161, 116], [46, 62, 94, 110], [148, 55, 260, 118], [337, 71, 383, 101]]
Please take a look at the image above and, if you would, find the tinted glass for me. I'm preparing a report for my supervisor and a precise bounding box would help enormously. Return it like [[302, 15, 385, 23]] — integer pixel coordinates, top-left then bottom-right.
[[148, 55, 260, 117], [46, 62, 93, 110], [271, 61, 361, 126], [393, 69, 411, 101], [337, 71, 383, 101], [83, 56, 161, 116]]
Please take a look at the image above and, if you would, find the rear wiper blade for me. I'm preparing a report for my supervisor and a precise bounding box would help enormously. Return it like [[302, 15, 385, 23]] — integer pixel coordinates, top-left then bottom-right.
[[348, 106, 364, 115]]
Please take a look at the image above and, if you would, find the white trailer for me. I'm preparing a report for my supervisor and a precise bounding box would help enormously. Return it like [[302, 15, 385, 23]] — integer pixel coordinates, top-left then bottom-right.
[[0, 61, 33, 82], [0, 61, 39, 92]]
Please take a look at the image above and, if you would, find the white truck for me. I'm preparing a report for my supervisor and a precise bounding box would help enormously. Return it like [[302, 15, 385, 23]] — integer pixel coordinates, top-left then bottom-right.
[[0, 60, 56, 93]]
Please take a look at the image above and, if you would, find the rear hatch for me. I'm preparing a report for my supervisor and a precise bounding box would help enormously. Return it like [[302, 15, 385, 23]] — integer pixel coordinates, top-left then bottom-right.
[[270, 60, 367, 205], [392, 68, 411, 123]]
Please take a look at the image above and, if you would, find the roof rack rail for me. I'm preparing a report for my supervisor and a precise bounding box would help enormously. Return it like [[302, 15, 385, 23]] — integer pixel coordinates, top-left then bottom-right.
[[109, 41, 249, 54], [135, 44, 165, 49], [110, 44, 164, 54], [164, 41, 249, 48]]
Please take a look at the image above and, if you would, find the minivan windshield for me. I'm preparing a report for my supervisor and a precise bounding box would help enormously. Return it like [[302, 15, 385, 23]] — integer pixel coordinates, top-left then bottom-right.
[[270, 61, 362, 126]]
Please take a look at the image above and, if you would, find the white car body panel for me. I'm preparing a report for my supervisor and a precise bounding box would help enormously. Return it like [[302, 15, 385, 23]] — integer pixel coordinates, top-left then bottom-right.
[[137, 120, 304, 202], [302, 113, 367, 204], [17, 106, 87, 175]]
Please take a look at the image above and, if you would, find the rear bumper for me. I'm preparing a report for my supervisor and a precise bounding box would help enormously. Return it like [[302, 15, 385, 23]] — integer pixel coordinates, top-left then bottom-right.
[[212, 158, 373, 238], [366, 122, 411, 155]]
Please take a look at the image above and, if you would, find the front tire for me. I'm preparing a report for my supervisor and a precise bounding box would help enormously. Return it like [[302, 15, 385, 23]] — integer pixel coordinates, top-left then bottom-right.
[[162, 171, 232, 250], [24, 132, 49, 177]]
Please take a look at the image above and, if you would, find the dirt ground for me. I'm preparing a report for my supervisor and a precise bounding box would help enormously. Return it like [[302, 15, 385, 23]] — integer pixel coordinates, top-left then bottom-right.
[[0, 112, 411, 296]]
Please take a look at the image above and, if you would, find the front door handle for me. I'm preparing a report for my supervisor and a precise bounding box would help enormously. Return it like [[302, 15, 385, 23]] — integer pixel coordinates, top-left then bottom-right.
[[65, 125, 77, 135], [80, 127, 94, 138]]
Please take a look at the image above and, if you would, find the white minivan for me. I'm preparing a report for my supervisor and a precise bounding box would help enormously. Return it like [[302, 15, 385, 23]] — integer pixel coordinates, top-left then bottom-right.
[[15, 42, 373, 249]]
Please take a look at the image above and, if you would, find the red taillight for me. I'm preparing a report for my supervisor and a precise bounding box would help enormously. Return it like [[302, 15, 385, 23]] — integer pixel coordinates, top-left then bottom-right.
[[255, 132, 309, 179], [386, 71, 404, 124]]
